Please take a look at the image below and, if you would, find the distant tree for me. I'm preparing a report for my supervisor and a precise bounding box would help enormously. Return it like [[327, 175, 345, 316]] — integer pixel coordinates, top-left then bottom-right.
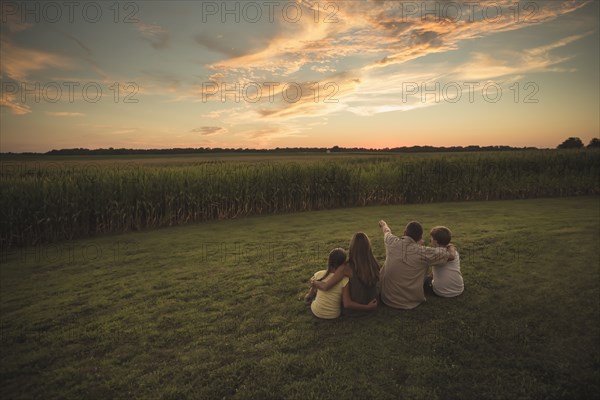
[[330, 145, 341, 152], [557, 137, 584, 149], [587, 138, 600, 148]]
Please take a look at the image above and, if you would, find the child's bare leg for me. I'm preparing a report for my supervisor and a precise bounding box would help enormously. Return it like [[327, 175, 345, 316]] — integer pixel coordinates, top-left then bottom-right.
[[304, 287, 317, 304]]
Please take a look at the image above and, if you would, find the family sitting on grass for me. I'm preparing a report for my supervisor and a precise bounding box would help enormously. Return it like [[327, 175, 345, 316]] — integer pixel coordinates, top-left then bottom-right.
[[304, 219, 464, 319]]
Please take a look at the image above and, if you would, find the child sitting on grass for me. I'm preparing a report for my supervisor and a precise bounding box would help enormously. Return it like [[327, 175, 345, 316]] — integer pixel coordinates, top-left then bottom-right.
[[304, 248, 349, 319], [424, 226, 464, 297]]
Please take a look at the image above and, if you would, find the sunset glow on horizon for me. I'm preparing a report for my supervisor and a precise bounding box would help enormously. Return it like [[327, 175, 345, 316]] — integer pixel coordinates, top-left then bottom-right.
[[1, 0, 599, 152]]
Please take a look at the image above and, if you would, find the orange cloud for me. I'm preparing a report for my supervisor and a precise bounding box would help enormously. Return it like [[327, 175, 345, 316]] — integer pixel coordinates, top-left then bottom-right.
[[45, 112, 85, 117], [195, 0, 591, 131], [0, 93, 31, 115], [455, 32, 593, 80], [0, 36, 73, 82], [135, 20, 170, 49], [255, 71, 361, 120], [191, 126, 227, 136]]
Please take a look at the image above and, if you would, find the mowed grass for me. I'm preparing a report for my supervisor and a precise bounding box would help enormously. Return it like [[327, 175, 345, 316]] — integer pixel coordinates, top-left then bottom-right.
[[1, 196, 599, 399]]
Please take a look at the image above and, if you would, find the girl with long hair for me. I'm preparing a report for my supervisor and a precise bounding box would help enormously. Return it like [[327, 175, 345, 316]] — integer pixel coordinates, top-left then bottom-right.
[[312, 232, 379, 316]]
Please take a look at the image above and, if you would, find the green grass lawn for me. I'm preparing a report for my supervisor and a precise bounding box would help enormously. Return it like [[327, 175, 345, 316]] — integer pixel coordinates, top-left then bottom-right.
[[1, 197, 599, 399]]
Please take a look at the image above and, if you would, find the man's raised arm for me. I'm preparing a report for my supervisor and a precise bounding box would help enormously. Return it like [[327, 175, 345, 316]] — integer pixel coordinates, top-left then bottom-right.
[[379, 219, 391, 235]]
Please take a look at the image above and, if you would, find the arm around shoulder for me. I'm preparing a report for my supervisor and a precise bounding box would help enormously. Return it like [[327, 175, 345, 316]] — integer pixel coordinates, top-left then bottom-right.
[[446, 244, 456, 261], [342, 284, 378, 311], [312, 264, 349, 291]]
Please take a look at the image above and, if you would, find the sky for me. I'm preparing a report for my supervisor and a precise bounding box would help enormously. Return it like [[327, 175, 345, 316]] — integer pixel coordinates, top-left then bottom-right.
[[0, 0, 598, 152]]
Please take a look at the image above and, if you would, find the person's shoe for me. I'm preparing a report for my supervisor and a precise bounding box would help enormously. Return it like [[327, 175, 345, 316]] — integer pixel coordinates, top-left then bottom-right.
[[304, 293, 315, 304]]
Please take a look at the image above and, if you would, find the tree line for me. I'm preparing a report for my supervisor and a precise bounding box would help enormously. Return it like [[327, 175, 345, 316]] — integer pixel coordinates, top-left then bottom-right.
[[2, 145, 540, 156], [2, 138, 597, 156]]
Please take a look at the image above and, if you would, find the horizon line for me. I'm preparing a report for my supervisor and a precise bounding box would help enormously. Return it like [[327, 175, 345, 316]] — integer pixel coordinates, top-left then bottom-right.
[[0, 144, 563, 156]]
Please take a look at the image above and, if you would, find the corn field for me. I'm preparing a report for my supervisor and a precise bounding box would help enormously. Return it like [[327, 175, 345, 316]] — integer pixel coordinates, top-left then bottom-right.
[[1, 150, 598, 248]]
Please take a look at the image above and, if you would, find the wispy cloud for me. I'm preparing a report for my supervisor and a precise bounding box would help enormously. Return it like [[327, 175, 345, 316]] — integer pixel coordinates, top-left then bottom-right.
[[111, 129, 137, 135], [45, 112, 85, 117], [0, 9, 33, 33], [342, 31, 591, 117], [136, 20, 170, 49], [235, 124, 305, 143], [454, 32, 593, 80], [253, 71, 361, 120], [191, 126, 227, 136], [195, 32, 248, 57], [77, 124, 139, 135], [0, 93, 31, 115], [198, 0, 591, 127], [59, 31, 109, 80], [0, 36, 74, 81]]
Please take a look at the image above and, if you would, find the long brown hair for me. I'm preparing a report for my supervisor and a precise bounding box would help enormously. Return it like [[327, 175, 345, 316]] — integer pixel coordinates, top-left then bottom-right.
[[348, 232, 379, 287]]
